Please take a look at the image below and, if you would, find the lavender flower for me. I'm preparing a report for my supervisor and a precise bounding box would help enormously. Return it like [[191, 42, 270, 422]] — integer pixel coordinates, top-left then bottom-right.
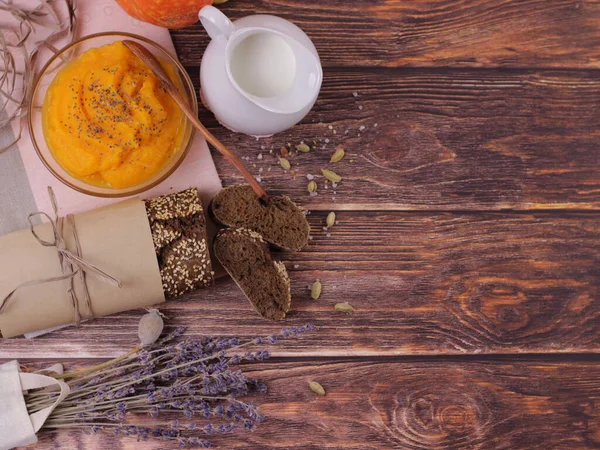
[[26, 324, 314, 447]]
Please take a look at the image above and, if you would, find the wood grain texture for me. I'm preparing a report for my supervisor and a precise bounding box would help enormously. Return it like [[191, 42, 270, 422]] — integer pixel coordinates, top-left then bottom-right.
[[2, 212, 599, 358], [187, 68, 600, 210], [172, 0, 600, 69], [25, 359, 600, 449], [5, 2, 600, 449]]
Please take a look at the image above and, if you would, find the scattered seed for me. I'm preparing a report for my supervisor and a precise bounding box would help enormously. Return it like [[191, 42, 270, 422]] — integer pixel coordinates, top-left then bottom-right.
[[279, 157, 291, 170], [296, 143, 311, 153], [311, 279, 322, 300], [281, 147, 289, 157], [352, 92, 359, 98], [322, 169, 342, 183], [335, 303, 355, 313], [330, 146, 345, 163], [326, 212, 336, 227], [359, 125, 366, 132], [309, 381, 326, 396], [306, 174, 314, 181], [307, 180, 318, 193]]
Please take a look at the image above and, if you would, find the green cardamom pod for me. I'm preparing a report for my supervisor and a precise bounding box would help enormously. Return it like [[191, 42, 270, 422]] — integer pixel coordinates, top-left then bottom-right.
[[311, 279, 322, 300], [279, 157, 291, 171], [335, 303, 355, 313], [330, 147, 345, 163], [321, 169, 342, 183], [309, 381, 326, 396]]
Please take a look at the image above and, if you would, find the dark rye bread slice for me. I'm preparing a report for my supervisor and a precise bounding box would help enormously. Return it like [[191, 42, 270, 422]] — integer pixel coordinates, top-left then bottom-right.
[[214, 227, 291, 321], [209, 185, 310, 251]]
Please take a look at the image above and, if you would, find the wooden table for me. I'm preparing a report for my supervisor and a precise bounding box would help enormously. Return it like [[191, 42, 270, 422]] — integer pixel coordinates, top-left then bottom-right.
[[4, 1, 600, 448]]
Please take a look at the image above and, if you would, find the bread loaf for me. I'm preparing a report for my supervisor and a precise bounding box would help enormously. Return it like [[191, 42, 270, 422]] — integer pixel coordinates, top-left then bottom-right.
[[145, 188, 215, 299]]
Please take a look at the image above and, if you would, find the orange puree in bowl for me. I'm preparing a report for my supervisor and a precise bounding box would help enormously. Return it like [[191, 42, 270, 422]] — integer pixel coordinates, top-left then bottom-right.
[[42, 41, 186, 189]]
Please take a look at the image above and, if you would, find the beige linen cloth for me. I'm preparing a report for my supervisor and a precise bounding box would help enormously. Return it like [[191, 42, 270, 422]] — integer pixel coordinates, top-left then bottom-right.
[[0, 360, 70, 450]]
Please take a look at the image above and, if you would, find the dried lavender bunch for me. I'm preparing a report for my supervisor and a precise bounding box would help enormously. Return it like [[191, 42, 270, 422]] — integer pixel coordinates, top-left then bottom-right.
[[24, 324, 314, 448]]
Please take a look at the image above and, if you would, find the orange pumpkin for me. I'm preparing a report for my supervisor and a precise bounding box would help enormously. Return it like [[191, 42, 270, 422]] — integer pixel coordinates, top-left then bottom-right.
[[115, 0, 214, 29]]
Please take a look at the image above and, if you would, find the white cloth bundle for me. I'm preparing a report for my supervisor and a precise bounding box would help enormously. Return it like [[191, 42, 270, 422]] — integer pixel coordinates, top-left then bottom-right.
[[0, 361, 69, 450]]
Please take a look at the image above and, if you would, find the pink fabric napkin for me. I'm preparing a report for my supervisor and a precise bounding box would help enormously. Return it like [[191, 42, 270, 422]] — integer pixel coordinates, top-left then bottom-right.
[[18, 0, 222, 216]]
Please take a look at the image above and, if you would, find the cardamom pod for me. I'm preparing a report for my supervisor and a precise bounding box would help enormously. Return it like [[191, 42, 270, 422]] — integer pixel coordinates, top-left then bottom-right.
[[330, 146, 345, 163], [335, 303, 355, 313], [296, 143, 311, 153], [311, 279, 322, 300], [321, 169, 342, 183], [326, 212, 336, 228], [279, 157, 291, 170], [307, 180, 318, 193], [309, 381, 326, 396]]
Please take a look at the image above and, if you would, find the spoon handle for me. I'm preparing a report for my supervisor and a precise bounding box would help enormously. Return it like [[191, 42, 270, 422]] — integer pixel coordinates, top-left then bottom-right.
[[122, 40, 267, 201], [170, 89, 268, 201]]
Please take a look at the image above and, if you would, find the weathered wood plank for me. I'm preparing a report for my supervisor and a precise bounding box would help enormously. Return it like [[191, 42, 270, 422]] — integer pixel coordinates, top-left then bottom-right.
[[25, 358, 600, 449], [172, 0, 600, 69], [2, 212, 599, 358], [190, 68, 600, 210]]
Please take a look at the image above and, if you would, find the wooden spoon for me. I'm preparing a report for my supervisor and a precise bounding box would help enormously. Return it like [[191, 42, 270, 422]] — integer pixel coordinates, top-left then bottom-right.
[[122, 39, 268, 201]]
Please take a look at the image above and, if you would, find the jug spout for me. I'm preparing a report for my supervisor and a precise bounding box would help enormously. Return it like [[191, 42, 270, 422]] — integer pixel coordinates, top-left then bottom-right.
[[198, 5, 236, 40], [226, 28, 323, 115]]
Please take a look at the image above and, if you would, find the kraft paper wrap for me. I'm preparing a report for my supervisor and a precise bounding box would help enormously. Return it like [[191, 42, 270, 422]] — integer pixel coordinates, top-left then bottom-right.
[[0, 199, 165, 338]]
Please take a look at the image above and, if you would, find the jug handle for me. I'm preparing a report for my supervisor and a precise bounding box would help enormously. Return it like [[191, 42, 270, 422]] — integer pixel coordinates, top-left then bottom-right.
[[198, 5, 235, 40]]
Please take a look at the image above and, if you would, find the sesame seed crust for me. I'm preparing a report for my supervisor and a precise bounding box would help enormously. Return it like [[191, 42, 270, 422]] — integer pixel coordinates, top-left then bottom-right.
[[146, 188, 215, 299]]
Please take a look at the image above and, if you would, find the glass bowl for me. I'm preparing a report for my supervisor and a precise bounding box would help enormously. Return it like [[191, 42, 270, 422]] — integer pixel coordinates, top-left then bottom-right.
[[29, 32, 197, 197]]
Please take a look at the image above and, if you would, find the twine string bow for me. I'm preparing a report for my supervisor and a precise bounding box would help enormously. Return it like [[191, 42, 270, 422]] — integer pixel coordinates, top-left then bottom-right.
[[0, 187, 122, 324]]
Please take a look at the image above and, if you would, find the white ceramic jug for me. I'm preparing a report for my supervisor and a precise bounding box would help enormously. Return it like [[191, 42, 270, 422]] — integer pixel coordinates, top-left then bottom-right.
[[198, 6, 323, 137]]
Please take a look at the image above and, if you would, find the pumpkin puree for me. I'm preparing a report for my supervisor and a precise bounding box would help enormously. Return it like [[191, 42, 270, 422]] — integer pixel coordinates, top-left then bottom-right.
[[42, 41, 186, 189]]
